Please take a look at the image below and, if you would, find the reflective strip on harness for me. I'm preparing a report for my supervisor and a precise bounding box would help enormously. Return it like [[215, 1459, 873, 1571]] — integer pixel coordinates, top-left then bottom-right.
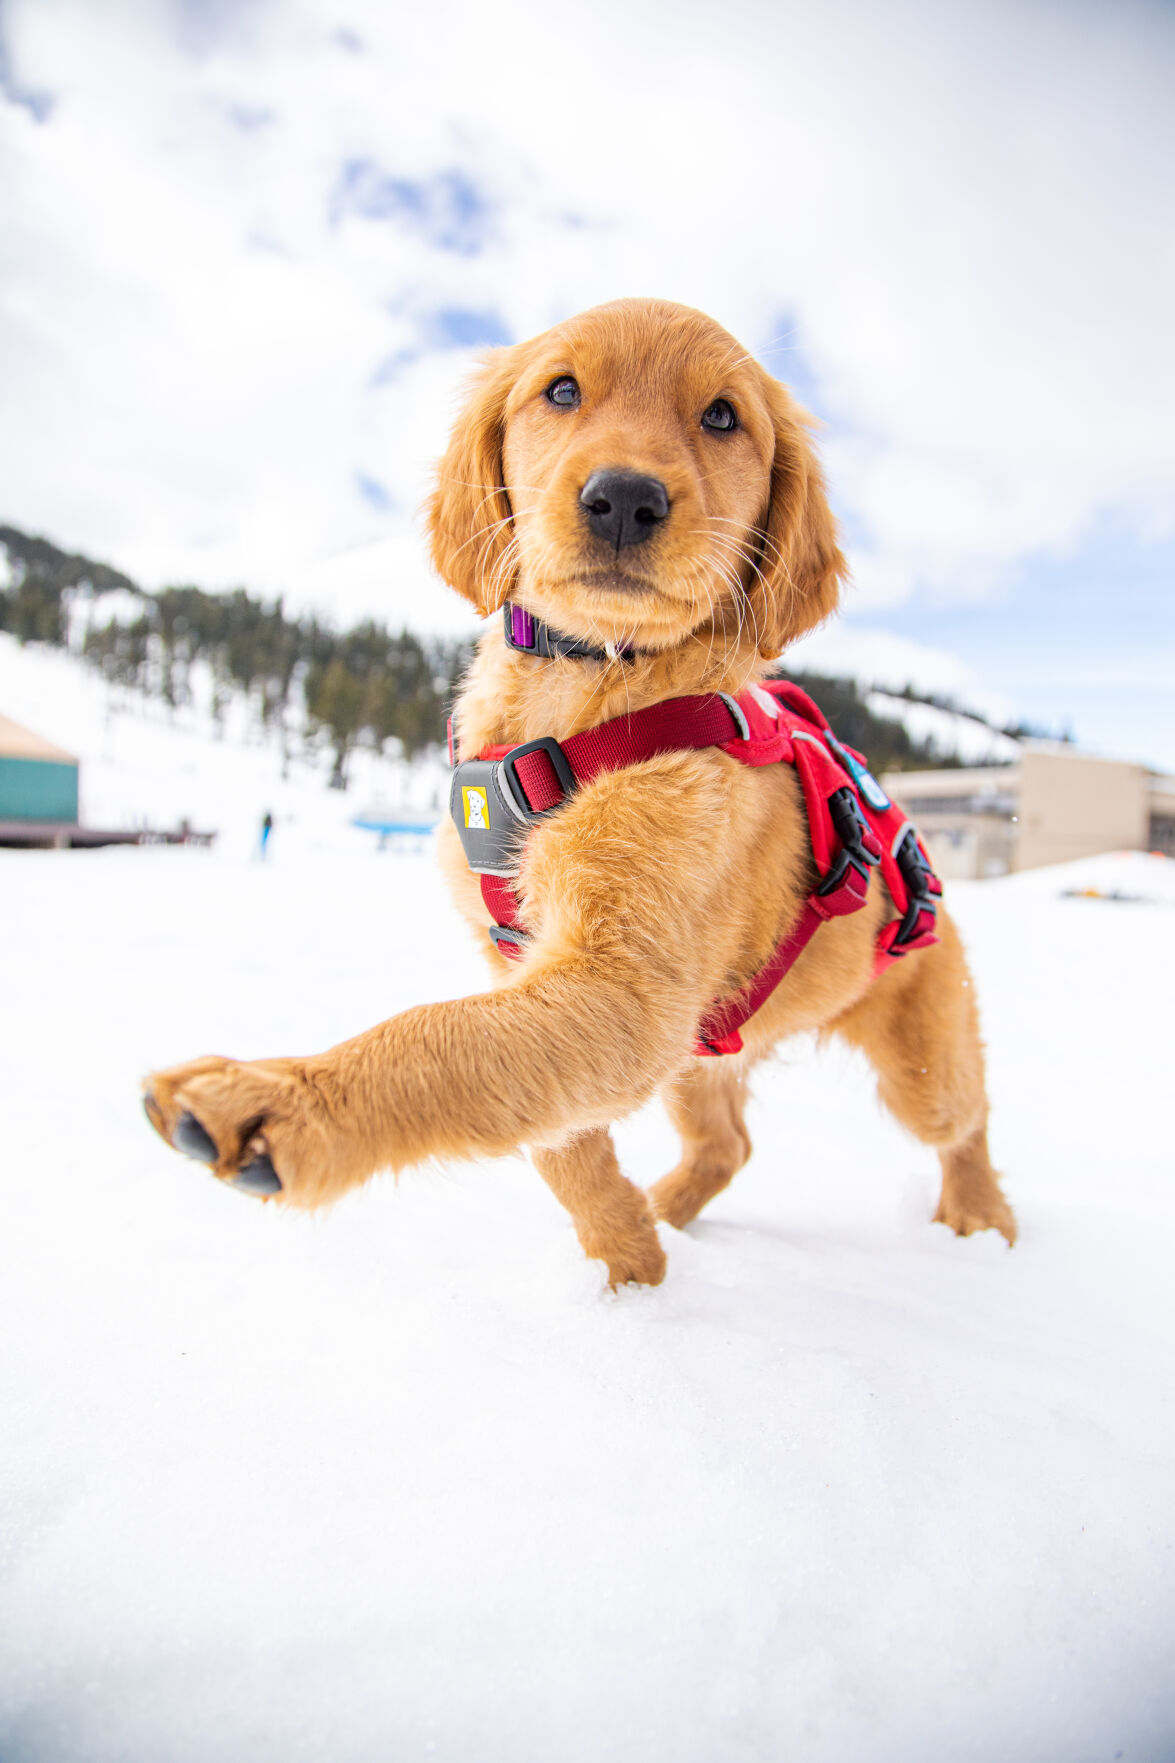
[[451, 680, 941, 1054]]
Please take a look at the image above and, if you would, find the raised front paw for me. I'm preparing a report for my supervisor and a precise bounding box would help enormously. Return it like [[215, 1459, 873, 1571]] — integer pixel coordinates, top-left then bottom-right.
[[142, 1054, 365, 1208]]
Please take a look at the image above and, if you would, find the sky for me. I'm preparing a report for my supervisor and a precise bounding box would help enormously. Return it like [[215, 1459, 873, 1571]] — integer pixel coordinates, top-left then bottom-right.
[[1, 0, 1173, 767]]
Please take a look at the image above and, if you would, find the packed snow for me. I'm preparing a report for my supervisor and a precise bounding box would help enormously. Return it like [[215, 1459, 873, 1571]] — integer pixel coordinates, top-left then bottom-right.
[[2, 640, 1174, 1763]]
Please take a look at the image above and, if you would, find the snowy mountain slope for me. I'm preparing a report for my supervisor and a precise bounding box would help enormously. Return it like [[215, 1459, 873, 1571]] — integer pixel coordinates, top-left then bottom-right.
[[866, 689, 1022, 765], [1, 647, 1174, 1762], [0, 631, 446, 858]]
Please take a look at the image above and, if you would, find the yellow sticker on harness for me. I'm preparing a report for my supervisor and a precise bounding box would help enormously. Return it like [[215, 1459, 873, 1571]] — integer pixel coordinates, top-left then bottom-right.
[[462, 786, 490, 831]]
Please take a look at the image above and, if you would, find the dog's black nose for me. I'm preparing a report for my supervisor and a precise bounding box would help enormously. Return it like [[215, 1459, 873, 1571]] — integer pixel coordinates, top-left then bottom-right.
[[580, 470, 669, 551]]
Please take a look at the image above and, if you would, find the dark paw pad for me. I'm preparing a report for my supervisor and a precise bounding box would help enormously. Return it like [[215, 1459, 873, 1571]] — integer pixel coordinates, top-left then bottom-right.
[[174, 1111, 219, 1164], [229, 1154, 282, 1197]]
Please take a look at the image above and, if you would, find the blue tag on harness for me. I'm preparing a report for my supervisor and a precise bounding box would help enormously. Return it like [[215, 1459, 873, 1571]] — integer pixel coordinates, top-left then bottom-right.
[[822, 731, 891, 812]]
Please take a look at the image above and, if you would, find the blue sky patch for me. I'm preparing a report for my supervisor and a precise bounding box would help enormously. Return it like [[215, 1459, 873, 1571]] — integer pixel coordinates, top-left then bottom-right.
[[427, 308, 512, 349], [756, 314, 825, 416], [354, 472, 395, 513], [174, 0, 245, 57], [0, 22, 54, 122], [367, 310, 510, 388], [369, 348, 420, 388], [225, 101, 273, 133], [861, 519, 1175, 769], [331, 160, 493, 255]]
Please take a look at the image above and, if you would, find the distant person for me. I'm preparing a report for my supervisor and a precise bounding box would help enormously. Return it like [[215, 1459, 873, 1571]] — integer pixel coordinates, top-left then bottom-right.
[[259, 811, 274, 860]]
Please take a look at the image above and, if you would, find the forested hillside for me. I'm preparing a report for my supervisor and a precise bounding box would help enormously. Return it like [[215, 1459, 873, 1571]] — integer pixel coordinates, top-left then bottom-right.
[[0, 524, 471, 784], [1, 522, 1013, 782]]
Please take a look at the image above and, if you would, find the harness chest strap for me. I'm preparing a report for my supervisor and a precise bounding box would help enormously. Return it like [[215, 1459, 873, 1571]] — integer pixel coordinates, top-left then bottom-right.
[[449, 681, 941, 1057]]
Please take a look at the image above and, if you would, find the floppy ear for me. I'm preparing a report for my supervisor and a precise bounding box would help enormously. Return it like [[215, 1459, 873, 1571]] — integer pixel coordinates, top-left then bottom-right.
[[426, 348, 521, 614], [744, 376, 846, 659]]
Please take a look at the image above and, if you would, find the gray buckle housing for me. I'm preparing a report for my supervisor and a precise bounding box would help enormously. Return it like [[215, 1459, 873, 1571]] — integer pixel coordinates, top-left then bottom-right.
[[449, 756, 529, 877]]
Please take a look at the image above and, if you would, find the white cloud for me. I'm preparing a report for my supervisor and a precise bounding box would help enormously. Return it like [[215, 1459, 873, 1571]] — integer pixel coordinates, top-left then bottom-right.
[[1, 0, 1172, 646], [787, 621, 1013, 723], [282, 528, 482, 641]]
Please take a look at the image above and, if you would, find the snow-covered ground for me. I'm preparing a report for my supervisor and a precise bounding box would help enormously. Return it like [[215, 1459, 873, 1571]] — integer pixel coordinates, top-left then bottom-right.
[[2, 643, 1174, 1762]]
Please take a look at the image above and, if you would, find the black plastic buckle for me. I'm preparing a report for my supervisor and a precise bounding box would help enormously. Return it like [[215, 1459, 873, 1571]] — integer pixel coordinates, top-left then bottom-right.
[[893, 827, 940, 946], [817, 847, 871, 902], [815, 787, 882, 907], [895, 825, 929, 886], [496, 737, 577, 822], [828, 787, 882, 869]]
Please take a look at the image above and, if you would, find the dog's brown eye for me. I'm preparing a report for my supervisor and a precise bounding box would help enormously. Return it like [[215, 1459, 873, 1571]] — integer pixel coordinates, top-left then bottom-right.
[[546, 376, 580, 408], [701, 399, 737, 432]]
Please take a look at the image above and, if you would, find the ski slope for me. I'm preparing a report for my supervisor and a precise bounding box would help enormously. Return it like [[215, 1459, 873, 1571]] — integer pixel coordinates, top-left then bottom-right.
[[0, 630, 447, 860], [866, 689, 1022, 765], [2, 639, 1174, 1762]]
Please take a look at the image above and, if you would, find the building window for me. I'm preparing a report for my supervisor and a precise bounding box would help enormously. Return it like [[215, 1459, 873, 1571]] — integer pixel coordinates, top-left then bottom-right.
[[901, 794, 1017, 818], [1149, 815, 1175, 858]]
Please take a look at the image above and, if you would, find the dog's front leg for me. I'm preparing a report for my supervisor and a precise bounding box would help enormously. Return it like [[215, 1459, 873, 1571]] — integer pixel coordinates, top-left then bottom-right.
[[142, 956, 692, 1221], [530, 1128, 666, 1288]]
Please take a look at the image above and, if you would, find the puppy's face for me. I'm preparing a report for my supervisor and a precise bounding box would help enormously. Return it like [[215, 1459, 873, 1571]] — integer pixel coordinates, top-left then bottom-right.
[[428, 299, 844, 658]]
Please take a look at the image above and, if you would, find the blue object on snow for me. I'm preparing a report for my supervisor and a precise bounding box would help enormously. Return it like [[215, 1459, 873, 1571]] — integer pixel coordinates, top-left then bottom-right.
[[352, 814, 440, 850], [352, 815, 439, 836]]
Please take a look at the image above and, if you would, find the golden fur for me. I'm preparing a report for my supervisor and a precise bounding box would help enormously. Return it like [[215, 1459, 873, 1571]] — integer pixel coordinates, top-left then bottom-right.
[[144, 299, 1016, 1282]]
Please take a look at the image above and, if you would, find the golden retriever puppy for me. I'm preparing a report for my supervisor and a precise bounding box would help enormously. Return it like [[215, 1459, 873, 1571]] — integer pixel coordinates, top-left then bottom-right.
[[143, 298, 1016, 1284]]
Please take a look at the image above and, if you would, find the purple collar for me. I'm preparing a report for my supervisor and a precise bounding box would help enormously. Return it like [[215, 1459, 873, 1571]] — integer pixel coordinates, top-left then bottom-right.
[[502, 603, 635, 663]]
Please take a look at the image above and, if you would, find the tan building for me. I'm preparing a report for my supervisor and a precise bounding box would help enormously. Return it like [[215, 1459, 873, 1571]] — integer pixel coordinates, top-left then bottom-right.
[[882, 745, 1175, 880]]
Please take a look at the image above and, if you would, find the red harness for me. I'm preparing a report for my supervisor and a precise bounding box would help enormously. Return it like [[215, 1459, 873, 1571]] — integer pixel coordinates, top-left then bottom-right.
[[450, 679, 941, 1057]]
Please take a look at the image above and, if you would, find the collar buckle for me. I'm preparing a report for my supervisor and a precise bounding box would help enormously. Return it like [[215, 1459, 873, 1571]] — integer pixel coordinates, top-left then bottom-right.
[[502, 603, 632, 664]]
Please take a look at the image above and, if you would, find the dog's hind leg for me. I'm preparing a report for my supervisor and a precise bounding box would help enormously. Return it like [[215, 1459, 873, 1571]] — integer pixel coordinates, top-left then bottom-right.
[[648, 1062, 753, 1229], [831, 910, 1017, 1245], [531, 1128, 666, 1287]]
